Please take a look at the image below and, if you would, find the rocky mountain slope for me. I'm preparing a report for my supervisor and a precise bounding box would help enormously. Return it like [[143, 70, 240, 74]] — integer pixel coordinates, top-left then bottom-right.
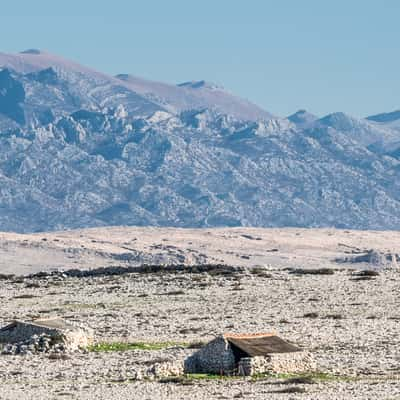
[[1, 49, 400, 232]]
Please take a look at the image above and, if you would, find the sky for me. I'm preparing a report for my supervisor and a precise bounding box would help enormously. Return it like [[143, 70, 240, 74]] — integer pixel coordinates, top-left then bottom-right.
[[1, 0, 399, 118]]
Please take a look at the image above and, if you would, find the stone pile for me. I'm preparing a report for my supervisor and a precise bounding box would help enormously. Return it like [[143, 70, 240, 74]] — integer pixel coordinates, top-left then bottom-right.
[[128, 361, 185, 381], [2, 333, 67, 355], [147, 361, 184, 379], [0, 319, 93, 355]]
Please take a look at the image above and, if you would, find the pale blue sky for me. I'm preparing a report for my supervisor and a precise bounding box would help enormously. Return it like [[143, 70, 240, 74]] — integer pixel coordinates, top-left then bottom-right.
[[1, 0, 399, 117]]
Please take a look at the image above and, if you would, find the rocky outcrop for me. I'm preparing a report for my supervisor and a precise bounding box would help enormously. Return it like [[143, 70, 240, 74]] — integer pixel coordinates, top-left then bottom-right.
[[0, 68, 25, 124]]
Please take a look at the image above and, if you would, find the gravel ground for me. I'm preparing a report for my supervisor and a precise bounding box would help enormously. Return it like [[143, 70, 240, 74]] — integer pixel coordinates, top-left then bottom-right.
[[1, 226, 400, 274], [1, 264, 400, 399], [1, 227, 400, 399]]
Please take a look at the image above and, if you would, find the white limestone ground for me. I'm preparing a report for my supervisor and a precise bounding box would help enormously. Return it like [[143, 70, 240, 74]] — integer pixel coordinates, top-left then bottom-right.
[[0, 227, 399, 399], [1, 226, 400, 275]]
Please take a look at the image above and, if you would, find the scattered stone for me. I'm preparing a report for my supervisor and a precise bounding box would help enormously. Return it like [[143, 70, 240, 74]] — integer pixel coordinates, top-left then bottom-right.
[[250, 267, 272, 278], [160, 290, 185, 296], [324, 314, 344, 320], [290, 268, 335, 275], [240, 234, 261, 240], [13, 294, 38, 299], [179, 327, 202, 334], [2, 333, 67, 355], [354, 270, 380, 277], [351, 276, 376, 282], [303, 312, 319, 319], [271, 386, 307, 394], [283, 376, 316, 384], [147, 360, 184, 378], [48, 352, 72, 360], [0, 273, 15, 280], [158, 376, 194, 385]]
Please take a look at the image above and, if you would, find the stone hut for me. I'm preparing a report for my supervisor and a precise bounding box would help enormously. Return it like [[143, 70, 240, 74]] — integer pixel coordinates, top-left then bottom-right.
[[185, 332, 315, 376], [0, 318, 93, 353]]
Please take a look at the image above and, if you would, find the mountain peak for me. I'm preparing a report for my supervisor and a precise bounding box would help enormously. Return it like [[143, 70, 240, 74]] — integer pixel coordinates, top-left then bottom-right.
[[367, 110, 400, 123], [287, 109, 318, 127], [319, 112, 357, 128], [20, 49, 43, 55], [177, 80, 223, 90], [115, 73, 130, 81], [113, 74, 272, 120]]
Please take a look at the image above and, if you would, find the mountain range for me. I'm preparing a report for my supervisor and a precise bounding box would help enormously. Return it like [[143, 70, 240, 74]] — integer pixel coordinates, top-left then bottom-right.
[[1, 49, 400, 232]]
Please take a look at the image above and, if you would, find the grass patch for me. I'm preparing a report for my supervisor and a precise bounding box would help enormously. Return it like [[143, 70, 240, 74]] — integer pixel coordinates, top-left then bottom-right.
[[185, 373, 238, 380], [290, 268, 335, 275], [88, 341, 192, 352]]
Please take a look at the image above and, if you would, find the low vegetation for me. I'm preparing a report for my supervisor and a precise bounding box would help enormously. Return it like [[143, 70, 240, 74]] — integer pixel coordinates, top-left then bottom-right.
[[250, 267, 272, 278], [87, 340, 204, 352], [289, 268, 335, 275]]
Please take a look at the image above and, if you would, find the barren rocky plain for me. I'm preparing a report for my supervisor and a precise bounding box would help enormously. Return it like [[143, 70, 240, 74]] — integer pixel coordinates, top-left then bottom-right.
[[0, 226, 400, 399]]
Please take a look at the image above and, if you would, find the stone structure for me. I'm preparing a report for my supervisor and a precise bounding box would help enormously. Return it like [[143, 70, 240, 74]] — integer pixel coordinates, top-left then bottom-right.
[[185, 332, 315, 376], [147, 361, 185, 379], [237, 353, 316, 376], [338, 249, 399, 269], [0, 319, 93, 354], [185, 335, 236, 375]]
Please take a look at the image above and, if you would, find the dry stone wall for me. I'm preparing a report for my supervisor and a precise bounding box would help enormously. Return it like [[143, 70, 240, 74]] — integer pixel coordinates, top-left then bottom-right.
[[184, 336, 236, 374], [238, 352, 316, 376]]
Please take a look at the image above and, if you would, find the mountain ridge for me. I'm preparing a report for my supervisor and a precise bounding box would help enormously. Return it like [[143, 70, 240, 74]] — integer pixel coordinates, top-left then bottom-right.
[[0, 50, 400, 232]]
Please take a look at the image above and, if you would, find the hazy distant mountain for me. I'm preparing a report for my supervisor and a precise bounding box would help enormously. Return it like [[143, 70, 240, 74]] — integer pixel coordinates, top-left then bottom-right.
[[115, 74, 273, 120], [287, 109, 318, 128], [366, 110, 400, 134], [367, 110, 400, 124], [1, 49, 400, 232]]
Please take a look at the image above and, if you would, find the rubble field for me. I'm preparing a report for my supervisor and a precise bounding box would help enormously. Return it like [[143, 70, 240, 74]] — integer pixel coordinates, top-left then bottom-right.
[[0, 227, 399, 399]]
